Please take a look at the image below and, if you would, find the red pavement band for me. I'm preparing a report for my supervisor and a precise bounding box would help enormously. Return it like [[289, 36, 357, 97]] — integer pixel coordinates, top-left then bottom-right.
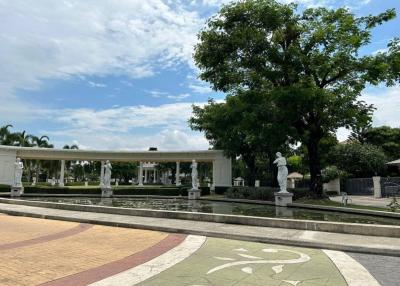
[[0, 223, 93, 251], [39, 233, 187, 286]]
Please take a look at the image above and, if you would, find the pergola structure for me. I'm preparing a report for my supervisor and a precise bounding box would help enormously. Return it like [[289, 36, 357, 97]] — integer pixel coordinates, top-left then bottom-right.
[[387, 159, 400, 171], [0, 145, 232, 188]]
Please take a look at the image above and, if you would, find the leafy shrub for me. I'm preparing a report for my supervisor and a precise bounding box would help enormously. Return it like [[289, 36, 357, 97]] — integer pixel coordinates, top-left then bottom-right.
[[24, 186, 101, 195], [225, 187, 312, 201], [329, 143, 387, 177], [214, 186, 229, 195], [65, 181, 100, 186], [322, 166, 347, 183], [22, 186, 210, 196], [0, 184, 10, 192], [325, 190, 339, 196]]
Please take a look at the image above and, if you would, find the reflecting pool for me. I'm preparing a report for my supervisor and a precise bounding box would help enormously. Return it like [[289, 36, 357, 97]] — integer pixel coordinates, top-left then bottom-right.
[[22, 197, 400, 226]]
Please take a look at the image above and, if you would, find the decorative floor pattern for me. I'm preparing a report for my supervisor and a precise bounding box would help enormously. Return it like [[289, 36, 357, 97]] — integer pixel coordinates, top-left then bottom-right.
[[138, 238, 348, 286], [0, 216, 172, 286], [0, 214, 382, 286]]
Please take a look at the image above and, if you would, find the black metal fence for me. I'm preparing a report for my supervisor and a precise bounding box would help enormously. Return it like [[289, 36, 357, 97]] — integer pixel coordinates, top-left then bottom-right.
[[343, 177, 400, 197], [344, 178, 373, 195], [381, 177, 400, 197]]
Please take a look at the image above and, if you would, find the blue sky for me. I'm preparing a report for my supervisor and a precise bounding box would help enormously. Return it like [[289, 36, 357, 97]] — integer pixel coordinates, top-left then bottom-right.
[[1, 0, 399, 150]]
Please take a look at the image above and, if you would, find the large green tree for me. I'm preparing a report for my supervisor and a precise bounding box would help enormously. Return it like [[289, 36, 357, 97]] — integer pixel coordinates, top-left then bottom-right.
[[329, 143, 387, 177], [355, 126, 400, 160], [0, 124, 14, 145], [190, 90, 289, 184], [193, 0, 399, 195]]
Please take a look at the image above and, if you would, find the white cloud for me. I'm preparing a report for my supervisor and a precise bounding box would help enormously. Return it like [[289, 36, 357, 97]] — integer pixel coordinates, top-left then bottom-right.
[[336, 127, 351, 142], [0, 0, 202, 97], [202, 0, 371, 9], [372, 48, 389, 55], [188, 84, 212, 94], [167, 93, 191, 101], [146, 90, 169, 98], [54, 102, 199, 132], [43, 102, 208, 150], [53, 128, 209, 151], [362, 85, 400, 128], [88, 81, 107, 88]]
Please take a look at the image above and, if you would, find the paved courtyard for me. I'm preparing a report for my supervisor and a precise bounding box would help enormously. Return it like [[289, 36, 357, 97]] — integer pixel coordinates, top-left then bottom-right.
[[0, 214, 395, 286]]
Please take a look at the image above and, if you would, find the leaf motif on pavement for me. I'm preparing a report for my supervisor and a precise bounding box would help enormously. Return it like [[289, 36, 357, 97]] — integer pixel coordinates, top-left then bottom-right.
[[214, 257, 235, 261], [272, 264, 284, 274], [238, 253, 263, 259], [282, 280, 300, 286], [241, 267, 253, 274]]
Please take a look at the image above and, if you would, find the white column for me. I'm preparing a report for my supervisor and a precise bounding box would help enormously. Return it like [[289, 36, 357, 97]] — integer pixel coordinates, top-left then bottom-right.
[[176, 162, 181, 186], [0, 149, 17, 186], [138, 162, 143, 186], [288, 178, 295, 189], [153, 169, 157, 183], [212, 156, 232, 189], [100, 161, 105, 186], [373, 176, 382, 198], [59, 160, 65, 187], [144, 169, 148, 184]]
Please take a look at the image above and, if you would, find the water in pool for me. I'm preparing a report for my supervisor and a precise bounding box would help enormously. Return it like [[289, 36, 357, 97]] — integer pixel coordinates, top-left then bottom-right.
[[23, 197, 400, 226]]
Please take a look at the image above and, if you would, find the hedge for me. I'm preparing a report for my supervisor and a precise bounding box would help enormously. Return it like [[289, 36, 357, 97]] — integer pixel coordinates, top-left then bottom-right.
[[65, 181, 100, 186], [225, 187, 312, 201], [0, 184, 10, 192], [24, 186, 101, 195], [22, 186, 211, 196]]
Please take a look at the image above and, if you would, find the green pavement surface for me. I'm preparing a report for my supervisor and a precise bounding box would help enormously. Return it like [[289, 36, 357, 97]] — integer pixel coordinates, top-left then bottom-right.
[[140, 238, 347, 286]]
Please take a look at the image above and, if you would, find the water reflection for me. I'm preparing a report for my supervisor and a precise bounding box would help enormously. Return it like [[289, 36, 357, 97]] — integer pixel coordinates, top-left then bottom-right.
[[23, 197, 400, 226], [275, 207, 294, 218]]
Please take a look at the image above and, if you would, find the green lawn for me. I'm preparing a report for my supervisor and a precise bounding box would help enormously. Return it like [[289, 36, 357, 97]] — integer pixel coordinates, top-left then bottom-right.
[[296, 198, 399, 213]]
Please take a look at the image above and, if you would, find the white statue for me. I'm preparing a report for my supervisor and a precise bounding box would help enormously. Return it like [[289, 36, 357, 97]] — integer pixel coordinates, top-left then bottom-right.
[[13, 158, 24, 187], [103, 160, 112, 188], [190, 159, 199, 190], [274, 152, 288, 193]]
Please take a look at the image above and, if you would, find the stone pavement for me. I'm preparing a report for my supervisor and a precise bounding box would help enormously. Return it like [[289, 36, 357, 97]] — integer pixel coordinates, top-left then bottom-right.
[[330, 195, 393, 208], [1, 202, 400, 256], [0, 214, 388, 286], [347, 252, 400, 286]]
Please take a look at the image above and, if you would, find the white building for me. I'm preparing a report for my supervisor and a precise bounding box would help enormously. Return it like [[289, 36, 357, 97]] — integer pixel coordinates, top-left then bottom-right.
[[0, 145, 232, 189]]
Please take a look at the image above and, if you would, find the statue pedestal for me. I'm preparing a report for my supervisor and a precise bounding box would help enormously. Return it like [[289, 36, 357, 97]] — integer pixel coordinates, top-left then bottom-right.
[[188, 189, 201, 200], [274, 192, 293, 207], [11, 186, 24, 197], [101, 187, 113, 198]]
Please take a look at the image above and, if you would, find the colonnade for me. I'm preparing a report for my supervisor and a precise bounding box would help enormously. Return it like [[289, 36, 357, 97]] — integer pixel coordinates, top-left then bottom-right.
[[0, 146, 232, 188], [54, 160, 188, 187]]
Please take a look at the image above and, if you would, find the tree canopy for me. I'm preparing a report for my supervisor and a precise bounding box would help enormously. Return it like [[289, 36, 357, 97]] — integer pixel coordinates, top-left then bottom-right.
[[190, 90, 290, 184], [192, 0, 399, 195], [360, 126, 400, 160], [329, 143, 387, 177]]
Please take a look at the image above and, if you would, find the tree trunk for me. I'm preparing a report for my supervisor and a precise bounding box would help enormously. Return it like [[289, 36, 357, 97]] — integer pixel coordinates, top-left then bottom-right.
[[268, 151, 278, 187], [243, 154, 257, 186], [307, 140, 323, 197]]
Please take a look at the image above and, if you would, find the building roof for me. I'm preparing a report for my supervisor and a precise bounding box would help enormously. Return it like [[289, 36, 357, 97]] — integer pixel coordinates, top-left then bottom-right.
[[387, 159, 400, 166], [0, 145, 226, 162], [287, 172, 304, 179]]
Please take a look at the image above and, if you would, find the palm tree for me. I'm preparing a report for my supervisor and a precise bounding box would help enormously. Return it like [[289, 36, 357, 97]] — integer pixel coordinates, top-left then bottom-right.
[[63, 144, 79, 182], [31, 135, 54, 183], [15, 130, 34, 147], [0, 124, 16, 145], [32, 135, 53, 148], [63, 144, 79, 150]]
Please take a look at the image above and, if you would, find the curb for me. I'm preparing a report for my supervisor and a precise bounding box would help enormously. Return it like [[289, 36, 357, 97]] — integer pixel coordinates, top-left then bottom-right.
[[1, 207, 400, 257], [1, 198, 400, 238], [290, 202, 400, 218]]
